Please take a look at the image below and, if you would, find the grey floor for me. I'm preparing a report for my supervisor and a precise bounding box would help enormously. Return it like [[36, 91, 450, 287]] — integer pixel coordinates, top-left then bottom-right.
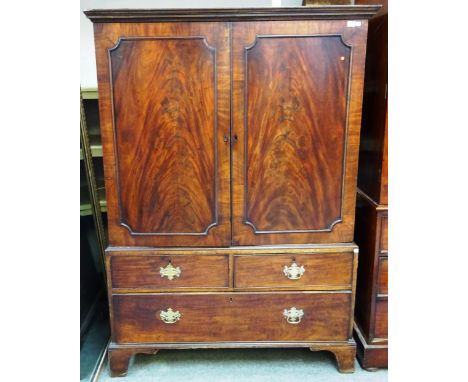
[[97, 348, 387, 382]]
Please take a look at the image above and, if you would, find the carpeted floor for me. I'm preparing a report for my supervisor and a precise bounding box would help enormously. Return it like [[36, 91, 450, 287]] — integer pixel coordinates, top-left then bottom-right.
[[97, 348, 387, 381]]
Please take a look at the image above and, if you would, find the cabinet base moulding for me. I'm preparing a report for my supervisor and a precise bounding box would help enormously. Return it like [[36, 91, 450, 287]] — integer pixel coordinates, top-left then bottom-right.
[[353, 323, 387, 370], [108, 340, 356, 376]]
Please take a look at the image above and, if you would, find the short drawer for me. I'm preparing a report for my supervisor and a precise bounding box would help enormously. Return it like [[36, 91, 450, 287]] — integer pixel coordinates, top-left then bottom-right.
[[377, 257, 388, 295], [374, 300, 388, 339], [112, 292, 351, 343], [380, 215, 388, 252], [234, 253, 354, 289], [110, 255, 229, 289]]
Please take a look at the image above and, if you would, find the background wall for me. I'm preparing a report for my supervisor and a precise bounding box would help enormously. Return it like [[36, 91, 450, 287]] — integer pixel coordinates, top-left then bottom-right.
[[80, 0, 303, 88]]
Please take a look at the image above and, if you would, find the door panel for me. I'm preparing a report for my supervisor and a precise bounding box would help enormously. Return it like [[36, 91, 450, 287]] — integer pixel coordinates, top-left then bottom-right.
[[232, 21, 369, 245], [94, 23, 231, 246], [111, 38, 215, 235], [245, 35, 349, 232]]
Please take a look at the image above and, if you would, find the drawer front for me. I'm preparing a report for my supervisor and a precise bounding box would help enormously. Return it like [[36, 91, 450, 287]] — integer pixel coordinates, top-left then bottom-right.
[[379, 215, 388, 252], [234, 253, 353, 289], [374, 300, 388, 339], [110, 255, 229, 289], [377, 257, 388, 295], [112, 292, 351, 343]]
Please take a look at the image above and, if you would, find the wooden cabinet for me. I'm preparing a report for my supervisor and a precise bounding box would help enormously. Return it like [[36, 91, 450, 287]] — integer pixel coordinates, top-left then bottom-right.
[[85, 5, 379, 377], [353, 0, 388, 370], [354, 191, 388, 369]]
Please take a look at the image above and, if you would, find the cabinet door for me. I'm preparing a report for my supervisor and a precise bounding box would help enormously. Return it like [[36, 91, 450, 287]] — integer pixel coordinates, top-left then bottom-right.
[[94, 23, 230, 246], [232, 21, 368, 245]]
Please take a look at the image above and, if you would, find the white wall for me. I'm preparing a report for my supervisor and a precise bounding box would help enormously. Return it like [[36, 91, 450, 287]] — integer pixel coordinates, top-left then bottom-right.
[[80, 0, 303, 88]]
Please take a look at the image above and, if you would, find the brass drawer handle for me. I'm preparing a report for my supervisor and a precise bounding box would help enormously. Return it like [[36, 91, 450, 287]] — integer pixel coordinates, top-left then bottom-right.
[[159, 308, 181, 324], [283, 262, 305, 280], [160, 263, 181, 280], [283, 307, 304, 324]]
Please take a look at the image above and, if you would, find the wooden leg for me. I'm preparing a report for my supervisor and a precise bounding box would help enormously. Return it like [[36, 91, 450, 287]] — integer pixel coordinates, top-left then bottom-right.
[[310, 343, 356, 373], [108, 349, 132, 377], [330, 346, 356, 373], [108, 346, 159, 377]]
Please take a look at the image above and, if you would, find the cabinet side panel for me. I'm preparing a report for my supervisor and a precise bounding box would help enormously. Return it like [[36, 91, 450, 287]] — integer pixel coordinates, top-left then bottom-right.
[[353, 193, 378, 337], [356, 5, 388, 204]]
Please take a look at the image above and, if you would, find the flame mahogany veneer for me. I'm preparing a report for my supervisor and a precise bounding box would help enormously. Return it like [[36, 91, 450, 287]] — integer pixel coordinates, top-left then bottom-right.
[[86, 6, 379, 377]]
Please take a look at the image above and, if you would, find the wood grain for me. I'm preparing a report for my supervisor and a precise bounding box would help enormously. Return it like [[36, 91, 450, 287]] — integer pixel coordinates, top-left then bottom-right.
[[105, 244, 358, 256], [244, 35, 349, 233], [380, 112, 388, 204], [355, 0, 388, 204], [377, 257, 388, 295], [310, 342, 356, 373], [86, 7, 379, 376], [232, 20, 369, 245], [373, 299, 387, 339], [353, 192, 388, 342], [93, 22, 231, 246], [234, 252, 354, 289], [85, 6, 382, 23], [110, 37, 216, 235], [111, 255, 229, 289], [108, 347, 159, 377], [379, 214, 388, 252], [354, 322, 387, 370], [107, 340, 358, 376], [352, 1, 388, 368], [112, 292, 352, 343]]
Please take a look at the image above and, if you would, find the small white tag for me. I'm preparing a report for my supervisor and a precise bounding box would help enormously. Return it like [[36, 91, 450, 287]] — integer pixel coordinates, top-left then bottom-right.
[[347, 20, 362, 28]]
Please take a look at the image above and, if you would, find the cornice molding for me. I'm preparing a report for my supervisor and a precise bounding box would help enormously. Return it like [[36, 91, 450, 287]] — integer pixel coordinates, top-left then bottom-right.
[[85, 6, 381, 23]]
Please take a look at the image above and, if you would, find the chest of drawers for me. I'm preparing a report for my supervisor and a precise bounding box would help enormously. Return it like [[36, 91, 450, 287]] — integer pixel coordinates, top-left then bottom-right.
[[353, 0, 388, 369], [85, 5, 379, 376]]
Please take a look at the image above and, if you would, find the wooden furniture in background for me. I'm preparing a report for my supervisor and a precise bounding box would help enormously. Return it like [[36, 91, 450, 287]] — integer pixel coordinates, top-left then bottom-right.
[[85, 6, 379, 377], [353, 0, 388, 370]]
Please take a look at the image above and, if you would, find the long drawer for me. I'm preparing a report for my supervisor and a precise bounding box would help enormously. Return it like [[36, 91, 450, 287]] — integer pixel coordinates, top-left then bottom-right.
[[234, 253, 354, 289], [110, 255, 229, 290], [112, 292, 352, 343]]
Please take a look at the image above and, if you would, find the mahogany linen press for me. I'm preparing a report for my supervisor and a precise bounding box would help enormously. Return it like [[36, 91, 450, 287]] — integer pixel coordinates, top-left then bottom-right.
[[85, 6, 380, 376]]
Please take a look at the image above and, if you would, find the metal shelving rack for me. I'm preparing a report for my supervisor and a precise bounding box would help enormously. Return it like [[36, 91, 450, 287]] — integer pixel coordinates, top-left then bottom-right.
[[80, 88, 110, 382]]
